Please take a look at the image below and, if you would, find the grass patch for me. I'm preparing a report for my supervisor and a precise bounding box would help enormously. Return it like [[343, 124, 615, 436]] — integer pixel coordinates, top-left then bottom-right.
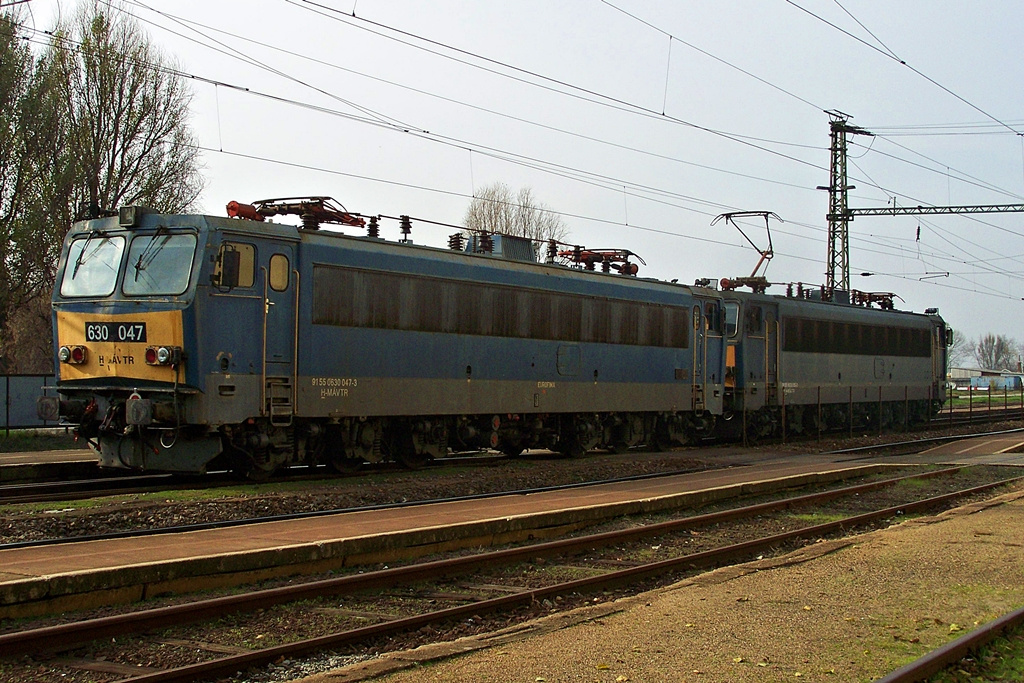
[[788, 510, 849, 524], [0, 429, 80, 453], [929, 627, 1024, 682]]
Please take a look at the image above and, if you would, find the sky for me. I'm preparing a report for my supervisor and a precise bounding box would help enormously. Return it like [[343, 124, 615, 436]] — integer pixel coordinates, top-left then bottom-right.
[[20, 0, 1024, 344]]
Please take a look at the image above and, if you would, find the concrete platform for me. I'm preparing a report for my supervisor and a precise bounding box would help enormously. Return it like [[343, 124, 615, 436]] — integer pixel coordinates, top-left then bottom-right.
[[0, 460, 893, 619], [0, 449, 97, 484]]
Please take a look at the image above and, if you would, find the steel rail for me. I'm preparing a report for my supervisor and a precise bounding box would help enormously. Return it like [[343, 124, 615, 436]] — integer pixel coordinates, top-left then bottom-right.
[[109, 475, 1024, 683], [827, 425, 1024, 456], [876, 604, 1024, 683], [0, 467, 992, 658]]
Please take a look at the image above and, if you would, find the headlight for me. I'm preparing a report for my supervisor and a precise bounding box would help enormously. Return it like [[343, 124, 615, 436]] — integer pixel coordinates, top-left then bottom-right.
[[59, 345, 87, 364], [145, 345, 181, 366]]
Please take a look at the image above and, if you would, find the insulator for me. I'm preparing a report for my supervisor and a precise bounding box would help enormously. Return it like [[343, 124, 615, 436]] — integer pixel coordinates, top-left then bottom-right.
[[547, 239, 557, 263], [601, 256, 611, 273], [399, 215, 412, 241], [479, 233, 493, 253], [301, 211, 319, 230], [448, 232, 464, 251], [367, 215, 380, 238]]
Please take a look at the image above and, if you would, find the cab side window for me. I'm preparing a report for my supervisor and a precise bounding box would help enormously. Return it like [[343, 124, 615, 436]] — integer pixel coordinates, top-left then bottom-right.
[[213, 242, 255, 288], [724, 301, 740, 338], [269, 253, 290, 291]]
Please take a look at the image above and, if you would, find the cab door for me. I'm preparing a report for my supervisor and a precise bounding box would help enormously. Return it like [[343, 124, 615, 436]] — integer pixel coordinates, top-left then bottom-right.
[[765, 307, 779, 406], [261, 246, 297, 424], [692, 304, 706, 410]]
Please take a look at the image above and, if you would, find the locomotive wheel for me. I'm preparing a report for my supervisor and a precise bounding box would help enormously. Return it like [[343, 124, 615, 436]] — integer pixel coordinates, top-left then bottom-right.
[[245, 454, 278, 482], [388, 424, 430, 469], [396, 449, 430, 469]]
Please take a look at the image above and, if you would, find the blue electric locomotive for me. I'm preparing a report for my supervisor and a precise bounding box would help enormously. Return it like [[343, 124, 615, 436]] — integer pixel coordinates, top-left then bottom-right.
[[37, 197, 949, 475]]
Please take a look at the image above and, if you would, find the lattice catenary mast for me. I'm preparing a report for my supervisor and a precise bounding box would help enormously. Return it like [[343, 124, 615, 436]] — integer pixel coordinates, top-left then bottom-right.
[[820, 112, 1024, 299]]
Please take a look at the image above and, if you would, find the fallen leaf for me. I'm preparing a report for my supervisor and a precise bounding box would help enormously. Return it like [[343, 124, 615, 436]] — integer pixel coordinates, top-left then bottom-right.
[[737, 596, 750, 602], [616, 677, 629, 682], [803, 606, 812, 611], [596, 663, 611, 670], [949, 623, 962, 633], [733, 657, 745, 663]]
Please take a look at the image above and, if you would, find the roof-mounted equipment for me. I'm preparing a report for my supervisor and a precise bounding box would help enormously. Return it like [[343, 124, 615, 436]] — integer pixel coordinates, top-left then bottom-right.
[[226, 196, 365, 230], [712, 210, 781, 280], [557, 247, 645, 276]]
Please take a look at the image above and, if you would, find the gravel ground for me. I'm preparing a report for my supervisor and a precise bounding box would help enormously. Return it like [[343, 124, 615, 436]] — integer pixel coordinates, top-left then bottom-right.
[[328, 487, 1024, 683]]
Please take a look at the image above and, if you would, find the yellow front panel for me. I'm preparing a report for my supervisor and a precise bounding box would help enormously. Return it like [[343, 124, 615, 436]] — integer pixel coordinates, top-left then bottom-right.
[[56, 310, 184, 382]]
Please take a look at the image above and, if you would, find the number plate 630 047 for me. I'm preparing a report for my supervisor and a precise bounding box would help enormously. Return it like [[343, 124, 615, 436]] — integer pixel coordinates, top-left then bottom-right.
[[85, 322, 147, 343]]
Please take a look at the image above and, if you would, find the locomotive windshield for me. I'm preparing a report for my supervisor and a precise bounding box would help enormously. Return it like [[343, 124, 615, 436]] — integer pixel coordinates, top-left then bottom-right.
[[58, 228, 199, 299], [60, 233, 125, 297], [123, 232, 197, 296]]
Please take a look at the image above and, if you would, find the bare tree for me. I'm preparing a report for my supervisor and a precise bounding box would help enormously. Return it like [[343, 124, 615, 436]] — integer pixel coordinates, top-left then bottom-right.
[[0, 11, 68, 372], [974, 333, 1017, 371], [946, 331, 972, 369], [48, 2, 203, 214], [0, 3, 205, 372], [464, 182, 568, 242]]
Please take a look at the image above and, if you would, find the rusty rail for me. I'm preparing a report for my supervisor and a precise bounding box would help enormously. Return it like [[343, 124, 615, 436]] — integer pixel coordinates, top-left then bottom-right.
[[876, 604, 1024, 683], [112, 475, 1023, 683]]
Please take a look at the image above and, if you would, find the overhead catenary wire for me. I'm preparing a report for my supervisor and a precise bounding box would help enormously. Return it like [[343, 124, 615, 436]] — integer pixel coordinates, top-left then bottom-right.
[[784, 0, 1022, 136], [288, 0, 831, 172], [103, 1, 1024, 251], [16, 4, 1024, 304], [72, 3, 1024, 238], [112, 1, 826, 194]]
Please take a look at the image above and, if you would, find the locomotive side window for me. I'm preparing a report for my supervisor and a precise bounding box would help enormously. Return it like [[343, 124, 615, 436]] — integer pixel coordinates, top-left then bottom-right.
[[60, 234, 125, 297], [213, 242, 255, 288], [269, 254, 290, 291], [724, 301, 739, 338], [312, 265, 689, 348], [705, 302, 721, 334], [745, 305, 763, 335], [783, 316, 930, 357], [123, 233, 197, 296]]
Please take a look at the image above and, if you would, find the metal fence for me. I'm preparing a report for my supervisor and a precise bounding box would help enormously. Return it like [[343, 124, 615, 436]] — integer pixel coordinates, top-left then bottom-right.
[[2, 374, 56, 432]]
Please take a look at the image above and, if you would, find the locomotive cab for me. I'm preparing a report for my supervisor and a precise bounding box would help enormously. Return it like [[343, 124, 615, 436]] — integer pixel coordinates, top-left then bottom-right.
[[39, 208, 223, 471]]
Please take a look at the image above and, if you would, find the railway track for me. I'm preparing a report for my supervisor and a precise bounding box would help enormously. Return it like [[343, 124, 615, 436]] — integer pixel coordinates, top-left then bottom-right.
[[2, 402, 1021, 503], [0, 466, 1018, 683], [0, 451, 513, 506]]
